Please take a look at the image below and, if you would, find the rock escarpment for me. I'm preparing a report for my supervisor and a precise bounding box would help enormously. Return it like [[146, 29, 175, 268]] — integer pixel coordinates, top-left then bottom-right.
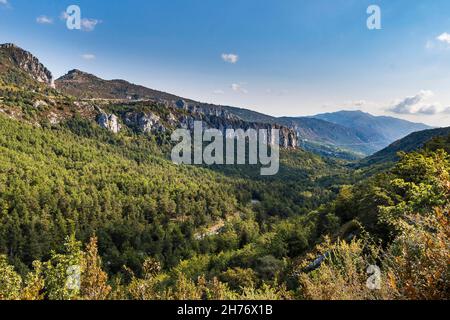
[[98, 99, 297, 148], [0, 43, 53, 86]]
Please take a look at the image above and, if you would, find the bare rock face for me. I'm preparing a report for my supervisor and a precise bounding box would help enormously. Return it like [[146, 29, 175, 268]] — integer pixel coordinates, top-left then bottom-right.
[[123, 112, 166, 133], [0, 43, 53, 86], [97, 113, 121, 133], [177, 113, 297, 148], [172, 99, 298, 148], [279, 127, 298, 148]]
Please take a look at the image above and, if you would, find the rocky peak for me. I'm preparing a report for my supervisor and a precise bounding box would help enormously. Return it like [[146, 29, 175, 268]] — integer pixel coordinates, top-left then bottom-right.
[[0, 43, 19, 49], [66, 69, 85, 77], [57, 69, 98, 82], [0, 43, 53, 87], [123, 111, 166, 133]]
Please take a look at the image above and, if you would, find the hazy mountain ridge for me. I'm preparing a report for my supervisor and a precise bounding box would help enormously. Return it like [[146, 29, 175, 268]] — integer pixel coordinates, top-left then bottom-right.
[[312, 110, 431, 152], [359, 126, 450, 166]]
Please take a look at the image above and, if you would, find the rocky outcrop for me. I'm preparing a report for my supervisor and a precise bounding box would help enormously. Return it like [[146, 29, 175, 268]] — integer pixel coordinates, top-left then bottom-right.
[[123, 112, 166, 133], [0, 43, 53, 86], [177, 114, 297, 148], [32, 100, 48, 109], [97, 113, 121, 133], [175, 99, 241, 122], [174, 100, 297, 148]]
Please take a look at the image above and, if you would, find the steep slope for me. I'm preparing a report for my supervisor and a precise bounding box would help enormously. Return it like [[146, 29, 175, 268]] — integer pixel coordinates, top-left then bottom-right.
[[0, 43, 53, 89], [277, 117, 371, 159], [359, 126, 450, 166], [55, 69, 179, 101], [312, 110, 431, 152]]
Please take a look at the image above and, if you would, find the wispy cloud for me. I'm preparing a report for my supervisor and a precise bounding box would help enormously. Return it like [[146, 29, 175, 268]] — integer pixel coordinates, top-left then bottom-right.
[[81, 54, 96, 60], [425, 40, 435, 50], [322, 99, 380, 112], [222, 53, 239, 64], [213, 89, 224, 95], [388, 90, 450, 115], [348, 100, 367, 107], [36, 15, 53, 24], [80, 18, 101, 32], [413, 104, 450, 115], [0, 0, 10, 8], [231, 83, 248, 94], [60, 11, 69, 20]]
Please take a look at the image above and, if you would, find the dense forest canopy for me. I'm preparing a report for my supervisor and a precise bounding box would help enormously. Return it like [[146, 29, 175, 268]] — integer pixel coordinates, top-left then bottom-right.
[[0, 43, 448, 300], [0, 110, 448, 300]]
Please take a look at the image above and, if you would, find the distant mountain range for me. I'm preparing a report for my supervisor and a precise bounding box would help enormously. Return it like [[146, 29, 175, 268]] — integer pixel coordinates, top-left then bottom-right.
[[0, 43, 437, 160], [359, 126, 450, 167], [210, 107, 432, 159], [312, 110, 431, 153]]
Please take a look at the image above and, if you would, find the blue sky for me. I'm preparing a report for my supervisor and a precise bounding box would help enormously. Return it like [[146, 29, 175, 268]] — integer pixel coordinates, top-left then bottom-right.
[[1, 0, 450, 126]]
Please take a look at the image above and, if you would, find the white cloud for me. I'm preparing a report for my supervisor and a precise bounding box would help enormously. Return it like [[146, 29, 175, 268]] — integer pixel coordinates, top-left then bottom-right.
[[80, 18, 101, 32], [0, 0, 8, 6], [425, 40, 435, 50], [221, 53, 239, 64], [213, 89, 224, 95], [81, 54, 96, 60], [414, 104, 444, 115], [437, 32, 450, 44], [36, 15, 53, 24], [345, 100, 367, 107], [60, 11, 69, 20], [387, 90, 450, 115], [231, 83, 248, 94]]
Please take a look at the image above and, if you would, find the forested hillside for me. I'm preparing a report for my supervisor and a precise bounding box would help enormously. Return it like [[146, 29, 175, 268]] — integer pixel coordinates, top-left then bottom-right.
[[1, 121, 447, 299], [0, 43, 448, 301], [360, 127, 450, 167]]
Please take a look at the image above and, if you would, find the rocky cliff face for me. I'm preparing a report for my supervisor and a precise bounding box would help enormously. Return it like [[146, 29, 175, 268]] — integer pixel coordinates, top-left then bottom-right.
[[97, 113, 121, 133], [174, 99, 297, 147], [0, 43, 53, 86], [97, 99, 298, 148], [123, 111, 167, 133]]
